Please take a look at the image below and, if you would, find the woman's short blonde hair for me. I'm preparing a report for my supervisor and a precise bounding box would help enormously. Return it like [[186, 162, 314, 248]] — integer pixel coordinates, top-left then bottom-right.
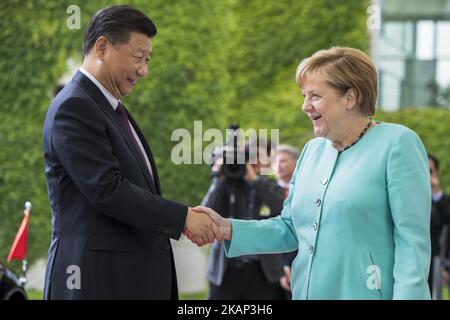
[[296, 47, 377, 116]]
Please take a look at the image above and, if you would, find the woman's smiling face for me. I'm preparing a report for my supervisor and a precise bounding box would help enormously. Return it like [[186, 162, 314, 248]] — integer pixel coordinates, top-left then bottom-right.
[[301, 71, 349, 140]]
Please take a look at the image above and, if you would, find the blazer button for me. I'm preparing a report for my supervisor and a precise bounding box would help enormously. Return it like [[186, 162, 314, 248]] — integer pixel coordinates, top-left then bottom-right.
[[321, 177, 328, 185], [308, 246, 314, 254], [164, 243, 171, 250], [314, 199, 321, 207], [311, 222, 318, 231]]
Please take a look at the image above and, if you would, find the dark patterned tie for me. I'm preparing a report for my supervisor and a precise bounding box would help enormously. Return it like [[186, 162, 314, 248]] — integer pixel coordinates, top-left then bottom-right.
[[115, 102, 153, 178]]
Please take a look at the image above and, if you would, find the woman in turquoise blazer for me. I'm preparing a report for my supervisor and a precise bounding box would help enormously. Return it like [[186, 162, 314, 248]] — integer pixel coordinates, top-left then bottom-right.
[[190, 47, 431, 299]]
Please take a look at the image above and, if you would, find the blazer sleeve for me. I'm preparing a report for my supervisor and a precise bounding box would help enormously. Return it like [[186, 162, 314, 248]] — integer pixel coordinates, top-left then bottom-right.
[[224, 143, 311, 257], [387, 129, 431, 299], [51, 97, 187, 239]]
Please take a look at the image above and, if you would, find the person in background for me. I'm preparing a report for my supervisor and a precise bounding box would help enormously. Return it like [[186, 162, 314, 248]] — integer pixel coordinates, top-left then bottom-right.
[[273, 144, 299, 298]]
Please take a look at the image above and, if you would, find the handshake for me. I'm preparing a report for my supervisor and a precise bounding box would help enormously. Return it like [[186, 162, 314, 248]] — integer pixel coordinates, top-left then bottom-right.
[[183, 206, 232, 246]]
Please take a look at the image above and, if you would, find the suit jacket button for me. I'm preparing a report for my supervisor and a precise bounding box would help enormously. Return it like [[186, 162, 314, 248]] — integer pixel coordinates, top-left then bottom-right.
[[164, 243, 171, 250]]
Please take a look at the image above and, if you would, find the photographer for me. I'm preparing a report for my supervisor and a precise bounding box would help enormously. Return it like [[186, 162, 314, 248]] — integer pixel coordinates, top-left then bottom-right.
[[273, 144, 299, 299], [428, 154, 450, 298], [202, 137, 285, 300]]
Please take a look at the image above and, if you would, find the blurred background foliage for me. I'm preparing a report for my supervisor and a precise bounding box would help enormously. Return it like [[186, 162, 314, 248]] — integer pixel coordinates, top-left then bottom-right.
[[1, 0, 449, 272]]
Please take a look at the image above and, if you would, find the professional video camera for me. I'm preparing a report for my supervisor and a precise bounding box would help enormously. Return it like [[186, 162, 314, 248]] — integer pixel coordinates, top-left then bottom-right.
[[211, 124, 248, 180]]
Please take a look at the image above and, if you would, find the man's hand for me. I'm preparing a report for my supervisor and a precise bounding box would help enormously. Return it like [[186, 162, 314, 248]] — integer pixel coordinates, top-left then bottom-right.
[[184, 206, 232, 246], [193, 206, 232, 242], [184, 207, 221, 246], [279, 265, 292, 291], [212, 157, 224, 173]]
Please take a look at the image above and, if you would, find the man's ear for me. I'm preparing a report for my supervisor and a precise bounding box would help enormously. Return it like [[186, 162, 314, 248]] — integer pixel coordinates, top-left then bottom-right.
[[93, 36, 110, 61], [345, 88, 357, 110]]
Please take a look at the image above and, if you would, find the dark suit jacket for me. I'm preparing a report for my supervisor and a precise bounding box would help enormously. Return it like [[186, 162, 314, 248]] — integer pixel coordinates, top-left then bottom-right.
[[203, 176, 285, 286], [42, 71, 188, 299], [430, 193, 450, 258]]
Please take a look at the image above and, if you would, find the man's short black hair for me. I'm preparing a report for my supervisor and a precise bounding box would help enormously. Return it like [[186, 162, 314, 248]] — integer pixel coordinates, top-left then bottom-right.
[[82, 5, 157, 56], [428, 153, 440, 172]]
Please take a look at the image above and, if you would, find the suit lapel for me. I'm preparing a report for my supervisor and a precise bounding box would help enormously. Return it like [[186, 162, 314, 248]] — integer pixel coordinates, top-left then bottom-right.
[[72, 71, 157, 194], [127, 113, 161, 195]]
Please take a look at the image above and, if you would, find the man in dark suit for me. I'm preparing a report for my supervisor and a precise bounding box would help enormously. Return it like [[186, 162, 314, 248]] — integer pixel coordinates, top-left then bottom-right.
[[273, 144, 299, 299], [428, 154, 450, 296], [42, 5, 219, 299]]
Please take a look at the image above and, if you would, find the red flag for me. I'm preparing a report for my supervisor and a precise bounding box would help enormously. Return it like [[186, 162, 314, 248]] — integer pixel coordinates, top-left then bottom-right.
[[7, 210, 30, 262]]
